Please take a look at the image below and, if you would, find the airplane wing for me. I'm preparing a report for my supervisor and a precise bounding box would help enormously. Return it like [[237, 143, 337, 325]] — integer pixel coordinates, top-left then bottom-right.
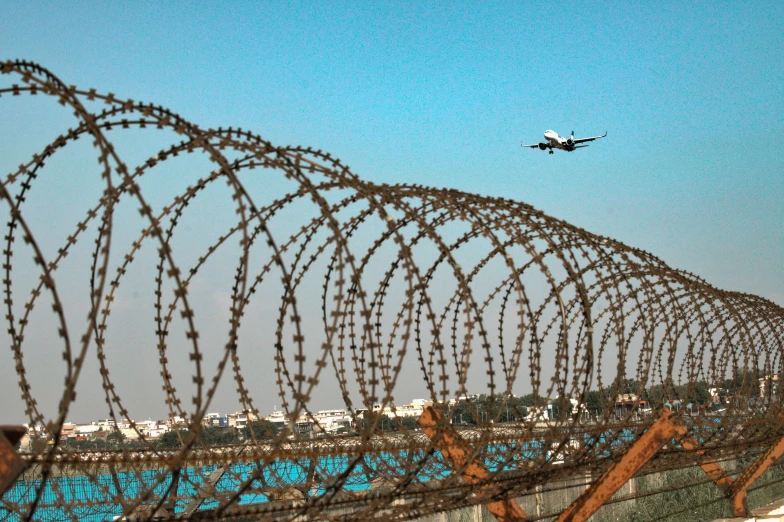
[[572, 131, 607, 144], [520, 142, 541, 148]]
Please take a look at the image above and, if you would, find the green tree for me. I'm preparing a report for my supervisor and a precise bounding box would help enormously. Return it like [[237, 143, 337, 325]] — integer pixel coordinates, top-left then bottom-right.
[[451, 400, 475, 425], [511, 404, 528, 420], [199, 426, 240, 446], [643, 384, 666, 409], [378, 414, 398, 431], [693, 381, 711, 405], [517, 393, 535, 407], [242, 420, 280, 441], [400, 416, 419, 430], [611, 377, 641, 396], [585, 390, 606, 414], [157, 430, 186, 449], [550, 394, 572, 420]]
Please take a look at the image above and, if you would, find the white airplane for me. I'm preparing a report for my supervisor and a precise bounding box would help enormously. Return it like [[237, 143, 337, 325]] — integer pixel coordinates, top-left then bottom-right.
[[522, 130, 607, 154]]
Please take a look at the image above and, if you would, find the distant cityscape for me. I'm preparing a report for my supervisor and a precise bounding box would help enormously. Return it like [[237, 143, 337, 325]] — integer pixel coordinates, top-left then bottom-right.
[[18, 398, 439, 450], [17, 376, 773, 451], [17, 394, 563, 450]]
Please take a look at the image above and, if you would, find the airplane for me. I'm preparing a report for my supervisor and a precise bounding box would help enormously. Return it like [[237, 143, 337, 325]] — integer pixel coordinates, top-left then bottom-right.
[[521, 130, 607, 154]]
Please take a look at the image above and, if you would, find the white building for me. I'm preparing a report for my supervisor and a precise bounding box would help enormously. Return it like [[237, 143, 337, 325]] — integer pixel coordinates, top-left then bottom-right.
[[92, 419, 116, 430], [229, 410, 260, 429], [262, 408, 286, 429], [371, 399, 433, 419], [312, 409, 352, 434], [76, 424, 101, 435]]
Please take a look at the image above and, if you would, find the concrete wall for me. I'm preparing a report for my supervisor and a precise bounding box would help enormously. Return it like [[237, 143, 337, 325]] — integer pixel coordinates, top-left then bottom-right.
[[410, 469, 677, 522]]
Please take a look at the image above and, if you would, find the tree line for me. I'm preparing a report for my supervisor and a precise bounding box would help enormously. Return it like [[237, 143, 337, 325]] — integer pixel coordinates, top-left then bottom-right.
[[57, 368, 771, 449]]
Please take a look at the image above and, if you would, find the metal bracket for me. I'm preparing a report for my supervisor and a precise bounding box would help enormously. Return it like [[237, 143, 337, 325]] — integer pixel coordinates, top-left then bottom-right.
[[671, 421, 733, 495], [555, 408, 784, 521], [729, 427, 784, 516], [555, 409, 680, 522], [183, 465, 228, 516], [419, 405, 784, 521], [418, 406, 528, 522]]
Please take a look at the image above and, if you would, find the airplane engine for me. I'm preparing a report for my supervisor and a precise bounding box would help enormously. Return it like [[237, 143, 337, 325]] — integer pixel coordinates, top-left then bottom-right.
[[566, 138, 574, 146], [538, 143, 547, 150]]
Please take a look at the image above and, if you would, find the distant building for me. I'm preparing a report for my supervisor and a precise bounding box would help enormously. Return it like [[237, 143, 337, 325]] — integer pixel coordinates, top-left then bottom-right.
[[92, 419, 116, 430], [760, 375, 780, 398], [371, 399, 433, 419], [17, 429, 32, 452], [60, 423, 76, 440], [614, 394, 647, 417], [543, 398, 585, 420], [262, 408, 287, 429], [201, 413, 223, 427], [664, 399, 682, 412], [207, 417, 228, 428], [228, 412, 247, 429], [312, 409, 351, 434], [230, 410, 260, 429], [76, 424, 100, 435], [119, 426, 141, 440], [167, 416, 186, 429], [134, 419, 169, 438], [526, 406, 549, 422]]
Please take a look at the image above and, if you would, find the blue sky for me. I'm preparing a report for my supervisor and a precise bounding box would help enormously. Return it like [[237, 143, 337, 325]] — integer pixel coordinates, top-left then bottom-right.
[[1, 3, 783, 421], [6, 2, 780, 302]]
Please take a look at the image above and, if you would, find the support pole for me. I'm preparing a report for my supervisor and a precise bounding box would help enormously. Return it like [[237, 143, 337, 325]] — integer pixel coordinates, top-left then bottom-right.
[[418, 406, 527, 522], [672, 423, 733, 494], [183, 464, 228, 516], [420, 404, 784, 521], [729, 433, 784, 516], [555, 410, 678, 522], [162, 466, 181, 512]]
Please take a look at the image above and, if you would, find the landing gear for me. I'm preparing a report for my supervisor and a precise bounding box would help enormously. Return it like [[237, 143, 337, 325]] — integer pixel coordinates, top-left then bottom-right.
[[548, 150, 554, 154]]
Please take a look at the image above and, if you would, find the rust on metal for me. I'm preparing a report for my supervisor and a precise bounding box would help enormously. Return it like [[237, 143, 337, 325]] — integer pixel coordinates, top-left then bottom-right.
[[555, 413, 743, 522], [0, 426, 26, 497], [418, 406, 527, 521], [672, 422, 734, 495], [730, 432, 784, 516], [183, 465, 228, 515], [555, 410, 678, 522]]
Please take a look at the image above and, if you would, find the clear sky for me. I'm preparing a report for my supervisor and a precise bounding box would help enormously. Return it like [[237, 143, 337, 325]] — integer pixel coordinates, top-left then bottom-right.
[[2, 2, 783, 422]]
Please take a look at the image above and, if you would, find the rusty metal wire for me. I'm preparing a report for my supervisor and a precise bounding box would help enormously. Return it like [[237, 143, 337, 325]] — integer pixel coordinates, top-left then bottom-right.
[[1, 59, 783, 521]]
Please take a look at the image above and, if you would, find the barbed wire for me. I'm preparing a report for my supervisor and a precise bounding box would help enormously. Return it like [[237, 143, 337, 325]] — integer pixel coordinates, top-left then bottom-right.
[[1, 60, 783, 521]]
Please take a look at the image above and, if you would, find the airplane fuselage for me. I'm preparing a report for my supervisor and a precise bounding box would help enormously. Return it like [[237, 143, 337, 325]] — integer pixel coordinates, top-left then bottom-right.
[[543, 130, 577, 151]]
